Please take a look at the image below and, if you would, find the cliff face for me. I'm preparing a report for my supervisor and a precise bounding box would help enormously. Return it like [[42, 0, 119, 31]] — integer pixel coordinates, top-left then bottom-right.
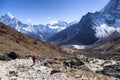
[[101, 0, 120, 18]]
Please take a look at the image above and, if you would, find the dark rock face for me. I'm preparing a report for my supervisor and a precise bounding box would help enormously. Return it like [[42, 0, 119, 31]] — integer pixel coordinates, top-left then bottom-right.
[[48, 13, 98, 45], [48, 0, 120, 45], [102, 64, 120, 78], [50, 69, 61, 75], [102, 0, 120, 18], [0, 52, 19, 60]]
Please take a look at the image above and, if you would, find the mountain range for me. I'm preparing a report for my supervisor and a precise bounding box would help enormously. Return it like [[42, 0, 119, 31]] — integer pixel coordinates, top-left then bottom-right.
[[0, 0, 120, 46], [47, 0, 120, 45], [0, 13, 78, 40], [0, 0, 120, 79]]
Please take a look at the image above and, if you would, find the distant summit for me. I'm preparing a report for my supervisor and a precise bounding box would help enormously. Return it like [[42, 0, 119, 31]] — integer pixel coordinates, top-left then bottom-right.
[[5, 12, 14, 19]]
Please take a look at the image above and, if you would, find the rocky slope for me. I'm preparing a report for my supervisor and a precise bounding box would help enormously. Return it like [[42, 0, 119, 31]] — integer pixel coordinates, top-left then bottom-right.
[[0, 22, 68, 58], [93, 34, 120, 52], [0, 55, 119, 80]]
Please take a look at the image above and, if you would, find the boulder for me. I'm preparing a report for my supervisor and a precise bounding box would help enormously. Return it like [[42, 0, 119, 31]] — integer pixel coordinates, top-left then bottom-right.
[[0, 52, 11, 60], [7, 52, 19, 59], [0, 52, 19, 60]]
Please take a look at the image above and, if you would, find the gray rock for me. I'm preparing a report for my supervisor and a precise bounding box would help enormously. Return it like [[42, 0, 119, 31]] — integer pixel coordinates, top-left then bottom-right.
[[9, 71, 18, 77], [102, 64, 120, 79]]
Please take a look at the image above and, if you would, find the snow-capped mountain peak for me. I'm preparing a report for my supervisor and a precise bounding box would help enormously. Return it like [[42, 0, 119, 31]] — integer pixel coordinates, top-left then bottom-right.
[[48, 17, 58, 25], [5, 12, 14, 19], [47, 0, 120, 45], [0, 13, 74, 40]]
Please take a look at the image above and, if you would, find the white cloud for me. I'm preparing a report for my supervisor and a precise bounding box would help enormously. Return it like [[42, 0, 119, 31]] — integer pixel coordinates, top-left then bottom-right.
[[27, 19, 32, 22], [47, 17, 58, 25], [27, 19, 33, 25], [48, 17, 51, 20]]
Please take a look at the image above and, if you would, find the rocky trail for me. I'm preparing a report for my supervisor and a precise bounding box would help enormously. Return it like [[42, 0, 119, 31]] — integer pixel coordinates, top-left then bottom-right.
[[0, 54, 119, 80]]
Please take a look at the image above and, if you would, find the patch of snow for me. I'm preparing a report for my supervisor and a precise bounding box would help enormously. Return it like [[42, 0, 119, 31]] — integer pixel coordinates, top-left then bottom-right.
[[72, 45, 85, 49], [22, 25, 35, 32], [94, 24, 116, 38], [59, 26, 66, 30], [116, 27, 120, 33], [7, 12, 14, 19], [48, 17, 58, 25], [49, 25, 60, 29], [39, 35, 44, 39]]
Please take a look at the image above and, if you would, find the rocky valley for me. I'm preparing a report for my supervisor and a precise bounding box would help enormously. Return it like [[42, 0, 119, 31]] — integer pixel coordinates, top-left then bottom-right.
[[0, 0, 120, 80]]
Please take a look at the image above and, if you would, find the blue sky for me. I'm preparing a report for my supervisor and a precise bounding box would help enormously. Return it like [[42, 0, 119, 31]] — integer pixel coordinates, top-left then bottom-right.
[[0, 0, 109, 24]]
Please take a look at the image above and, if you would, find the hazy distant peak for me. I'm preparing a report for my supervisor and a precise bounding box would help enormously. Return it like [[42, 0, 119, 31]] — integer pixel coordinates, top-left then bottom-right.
[[6, 12, 14, 19]]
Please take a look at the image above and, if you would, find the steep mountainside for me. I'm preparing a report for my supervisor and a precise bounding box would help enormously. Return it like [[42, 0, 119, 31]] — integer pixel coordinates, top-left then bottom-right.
[[48, 13, 99, 45], [93, 35, 120, 52], [47, 0, 120, 45], [0, 22, 68, 58]]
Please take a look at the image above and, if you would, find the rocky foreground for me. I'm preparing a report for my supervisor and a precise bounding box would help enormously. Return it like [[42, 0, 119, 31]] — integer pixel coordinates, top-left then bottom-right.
[[0, 55, 119, 80]]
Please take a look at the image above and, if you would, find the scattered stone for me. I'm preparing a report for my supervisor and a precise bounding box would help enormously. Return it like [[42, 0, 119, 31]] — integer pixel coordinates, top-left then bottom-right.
[[94, 77, 100, 80], [102, 64, 120, 78], [9, 71, 18, 77], [50, 69, 61, 75], [0, 55, 119, 80], [0, 52, 11, 60]]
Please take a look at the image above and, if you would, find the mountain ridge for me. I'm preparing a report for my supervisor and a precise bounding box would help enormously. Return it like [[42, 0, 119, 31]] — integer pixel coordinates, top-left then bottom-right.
[[47, 0, 120, 45], [0, 13, 77, 40]]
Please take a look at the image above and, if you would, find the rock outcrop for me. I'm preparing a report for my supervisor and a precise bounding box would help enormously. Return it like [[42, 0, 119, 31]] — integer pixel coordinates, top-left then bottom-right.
[[0, 52, 19, 60]]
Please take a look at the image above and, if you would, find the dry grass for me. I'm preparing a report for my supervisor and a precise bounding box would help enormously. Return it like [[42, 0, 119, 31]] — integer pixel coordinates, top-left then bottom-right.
[[0, 22, 69, 58], [62, 69, 114, 80]]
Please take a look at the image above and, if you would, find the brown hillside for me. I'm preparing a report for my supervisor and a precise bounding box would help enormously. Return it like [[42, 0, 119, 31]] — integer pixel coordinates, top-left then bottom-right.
[[0, 22, 68, 58], [93, 35, 120, 52]]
